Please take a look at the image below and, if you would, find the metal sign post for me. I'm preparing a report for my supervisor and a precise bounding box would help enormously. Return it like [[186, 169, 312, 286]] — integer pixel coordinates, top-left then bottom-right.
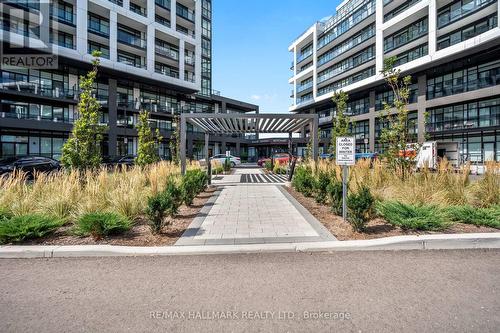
[[336, 137, 356, 222]]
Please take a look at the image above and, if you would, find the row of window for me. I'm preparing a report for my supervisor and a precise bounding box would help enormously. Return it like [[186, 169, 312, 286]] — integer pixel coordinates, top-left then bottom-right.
[[394, 44, 428, 66], [317, 66, 376, 96], [317, 24, 375, 67], [427, 97, 500, 132], [317, 46, 375, 84], [427, 59, 500, 99], [318, 0, 376, 49], [437, 14, 497, 50], [437, 0, 496, 28], [1, 101, 74, 123], [384, 0, 422, 22], [384, 18, 428, 52]]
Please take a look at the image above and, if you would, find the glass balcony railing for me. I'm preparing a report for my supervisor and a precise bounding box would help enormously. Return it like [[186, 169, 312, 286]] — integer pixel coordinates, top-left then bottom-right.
[[155, 0, 170, 9], [155, 44, 179, 60], [108, 0, 123, 6], [50, 8, 76, 25], [88, 22, 110, 36], [297, 49, 313, 63], [0, 80, 77, 100], [155, 65, 179, 79], [117, 30, 147, 48], [185, 55, 195, 65], [130, 3, 147, 16], [176, 4, 195, 22], [437, 0, 496, 28], [297, 81, 313, 93]]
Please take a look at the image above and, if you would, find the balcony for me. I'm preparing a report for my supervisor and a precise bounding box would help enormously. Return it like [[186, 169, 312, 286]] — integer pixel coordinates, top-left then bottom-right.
[[50, 8, 76, 26], [130, 3, 147, 17], [155, 63, 179, 79], [155, 44, 179, 60], [108, 0, 123, 6], [88, 21, 110, 37], [117, 29, 147, 49], [185, 72, 195, 83], [437, 0, 496, 28], [0, 79, 77, 100], [155, 0, 171, 10], [1, 111, 74, 124], [296, 49, 313, 63], [185, 55, 195, 66], [176, 4, 195, 22], [297, 81, 313, 93]]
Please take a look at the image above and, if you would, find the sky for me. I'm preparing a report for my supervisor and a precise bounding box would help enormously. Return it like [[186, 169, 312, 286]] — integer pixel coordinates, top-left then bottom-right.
[[212, 0, 341, 114]]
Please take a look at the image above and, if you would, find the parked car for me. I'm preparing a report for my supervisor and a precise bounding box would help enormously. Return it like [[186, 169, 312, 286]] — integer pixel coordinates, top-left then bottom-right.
[[103, 155, 136, 168], [209, 154, 241, 168], [0, 156, 61, 177], [257, 153, 290, 167]]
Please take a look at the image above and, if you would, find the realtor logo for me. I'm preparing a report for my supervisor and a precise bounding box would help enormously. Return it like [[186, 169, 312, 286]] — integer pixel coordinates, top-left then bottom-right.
[[0, 0, 59, 69]]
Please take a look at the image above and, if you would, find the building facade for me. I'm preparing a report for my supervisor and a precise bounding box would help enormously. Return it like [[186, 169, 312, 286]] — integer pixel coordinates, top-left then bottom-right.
[[0, 0, 259, 161], [289, 0, 500, 162]]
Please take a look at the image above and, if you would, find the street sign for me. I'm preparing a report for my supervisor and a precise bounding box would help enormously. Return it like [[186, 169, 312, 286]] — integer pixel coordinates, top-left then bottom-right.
[[336, 136, 355, 166], [225, 151, 231, 157]]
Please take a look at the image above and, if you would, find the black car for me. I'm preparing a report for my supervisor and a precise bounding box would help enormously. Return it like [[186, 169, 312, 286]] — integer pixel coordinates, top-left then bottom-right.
[[103, 155, 136, 169], [0, 156, 61, 177]]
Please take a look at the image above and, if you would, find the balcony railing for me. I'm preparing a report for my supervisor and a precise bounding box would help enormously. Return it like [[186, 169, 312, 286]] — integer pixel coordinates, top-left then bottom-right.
[[117, 30, 147, 49], [50, 8, 76, 25], [297, 81, 313, 93], [297, 49, 313, 63], [176, 4, 195, 22], [155, 0, 171, 10], [88, 22, 110, 36], [0, 80, 77, 100], [185, 55, 195, 65], [155, 66, 179, 79], [427, 116, 500, 132], [155, 44, 179, 60], [130, 3, 147, 16]]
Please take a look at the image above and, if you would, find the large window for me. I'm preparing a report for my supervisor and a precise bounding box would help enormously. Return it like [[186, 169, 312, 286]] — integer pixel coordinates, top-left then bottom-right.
[[427, 59, 500, 99], [317, 46, 375, 83], [318, 24, 375, 66], [375, 84, 418, 110], [0, 68, 73, 98], [318, 66, 375, 96], [394, 44, 428, 66], [437, 0, 496, 28], [437, 15, 497, 50], [427, 97, 500, 132], [384, 0, 422, 22], [118, 51, 145, 68], [318, 0, 376, 49], [88, 41, 109, 59], [384, 18, 427, 52], [88, 13, 109, 36]]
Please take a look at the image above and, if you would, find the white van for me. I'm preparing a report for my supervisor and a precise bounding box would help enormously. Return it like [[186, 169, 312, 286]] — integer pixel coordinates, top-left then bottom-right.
[[415, 141, 460, 170]]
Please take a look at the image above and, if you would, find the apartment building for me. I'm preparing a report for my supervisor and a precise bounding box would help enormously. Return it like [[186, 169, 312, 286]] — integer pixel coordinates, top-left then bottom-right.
[[289, 0, 500, 162], [0, 0, 258, 161]]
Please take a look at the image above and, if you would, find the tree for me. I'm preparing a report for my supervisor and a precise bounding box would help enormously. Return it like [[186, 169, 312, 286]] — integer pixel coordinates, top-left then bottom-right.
[[135, 110, 163, 167], [61, 51, 105, 170], [329, 90, 351, 155], [379, 56, 420, 179], [169, 115, 180, 165]]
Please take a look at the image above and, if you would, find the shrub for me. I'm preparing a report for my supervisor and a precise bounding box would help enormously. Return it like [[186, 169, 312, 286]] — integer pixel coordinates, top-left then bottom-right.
[[75, 212, 132, 240], [146, 179, 182, 234], [292, 165, 315, 197], [314, 170, 331, 204], [446, 205, 500, 229], [347, 186, 374, 232], [223, 158, 231, 172], [264, 160, 273, 171], [0, 214, 64, 244], [182, 170, 207, 206], [327, 180, 343, 215], [273, 163, 287, 175], [376, 201, 449, 231]]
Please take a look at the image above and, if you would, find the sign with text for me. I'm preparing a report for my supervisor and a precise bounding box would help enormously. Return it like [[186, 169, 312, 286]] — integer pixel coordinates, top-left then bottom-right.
[[336, 137, 355, 166]]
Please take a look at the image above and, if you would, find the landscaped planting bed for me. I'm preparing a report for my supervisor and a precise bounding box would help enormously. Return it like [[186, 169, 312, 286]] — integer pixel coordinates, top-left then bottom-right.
[[288, 159, 500, 240], [0, 162, 213, 246]]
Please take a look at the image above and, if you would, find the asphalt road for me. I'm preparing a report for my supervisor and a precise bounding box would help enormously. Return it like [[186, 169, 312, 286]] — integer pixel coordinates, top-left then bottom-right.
[[0, 250, 499, 333]]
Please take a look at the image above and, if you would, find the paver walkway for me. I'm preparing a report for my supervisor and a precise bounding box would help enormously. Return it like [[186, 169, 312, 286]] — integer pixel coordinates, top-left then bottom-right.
[[176, 168, 335, 245]]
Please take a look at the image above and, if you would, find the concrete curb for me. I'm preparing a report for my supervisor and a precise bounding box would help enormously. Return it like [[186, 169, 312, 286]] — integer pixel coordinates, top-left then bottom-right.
[[0, 233, 499, 258]]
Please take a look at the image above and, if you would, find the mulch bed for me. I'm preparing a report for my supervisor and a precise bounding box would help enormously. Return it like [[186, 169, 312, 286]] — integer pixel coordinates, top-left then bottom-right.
[[284, 186, 499, 241], [25, 187, 217, 247]]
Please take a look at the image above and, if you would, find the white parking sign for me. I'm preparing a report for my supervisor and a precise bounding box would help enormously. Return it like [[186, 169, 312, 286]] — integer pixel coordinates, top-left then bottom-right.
[[336, 137, 355, 166]]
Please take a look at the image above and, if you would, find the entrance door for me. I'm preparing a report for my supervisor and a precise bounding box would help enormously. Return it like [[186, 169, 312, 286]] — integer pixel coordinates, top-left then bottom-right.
[[484, 143, 495, 162]]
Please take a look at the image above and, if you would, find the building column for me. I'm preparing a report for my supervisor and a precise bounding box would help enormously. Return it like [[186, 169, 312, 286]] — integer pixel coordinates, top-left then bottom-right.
[[76, 0, 88, 56], [311, 117, 319, 161], [146, 19, 155, 73], [236, 142, 241, 155], [179, 40, 186, 81], [375, 0, 384, 74], [109, 11, 118, 62], [187, 137, 193, 158], [428, 0, 437, 56], [369, 90, 376, 152], [417, 74, 427, 143], [108, 79, 118, 157], [180, 113, 187, 175]]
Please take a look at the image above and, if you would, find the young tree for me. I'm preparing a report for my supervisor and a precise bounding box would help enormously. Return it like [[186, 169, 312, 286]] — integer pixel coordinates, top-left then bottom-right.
[[169, 115, 180, 165], [135, 110, 163, 167], [379, 56, 419, 179], [61, 51, 105, 170], [330, 90, 351, 155]]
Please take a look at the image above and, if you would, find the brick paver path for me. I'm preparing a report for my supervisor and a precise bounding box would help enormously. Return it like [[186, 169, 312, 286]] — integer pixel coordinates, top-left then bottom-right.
[[176, 168, 335, 245]]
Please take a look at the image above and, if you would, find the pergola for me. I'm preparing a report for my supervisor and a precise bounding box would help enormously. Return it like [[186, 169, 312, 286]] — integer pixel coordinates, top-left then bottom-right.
[[180, 113, 319, 174]]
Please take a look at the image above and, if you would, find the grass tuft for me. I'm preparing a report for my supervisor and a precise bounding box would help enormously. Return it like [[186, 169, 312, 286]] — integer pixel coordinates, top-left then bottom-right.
[[376, 201, 449, 231]]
